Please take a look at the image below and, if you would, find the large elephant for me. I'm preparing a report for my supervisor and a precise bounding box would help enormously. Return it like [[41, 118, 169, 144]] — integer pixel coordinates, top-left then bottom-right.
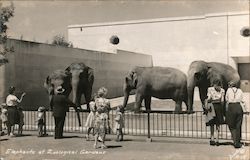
[[44, 62, 94, 126], [65, 62, 94, 111], [44, 63, 94, 110], [122, 66, 188, 112], [187, 60, 240, 112]]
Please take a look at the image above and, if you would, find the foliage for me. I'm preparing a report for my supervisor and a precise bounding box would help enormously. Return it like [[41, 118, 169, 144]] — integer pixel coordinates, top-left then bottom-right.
[[51, 34, 73, 48], [0, 3, 14, 65]]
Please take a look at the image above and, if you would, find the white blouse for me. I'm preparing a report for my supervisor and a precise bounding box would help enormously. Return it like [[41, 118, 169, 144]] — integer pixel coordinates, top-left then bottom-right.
[[6, 94, 18, 106], [226, 87, 243, 103], [207, 87, 225, 102]]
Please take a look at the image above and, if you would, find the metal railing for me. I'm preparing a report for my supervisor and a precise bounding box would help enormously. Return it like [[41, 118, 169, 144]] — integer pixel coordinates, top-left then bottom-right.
[[22, 110, 250, 141]]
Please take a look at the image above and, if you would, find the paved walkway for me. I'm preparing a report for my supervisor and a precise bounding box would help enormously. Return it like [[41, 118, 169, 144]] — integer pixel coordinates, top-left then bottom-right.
[[0, 131, 249, 160]]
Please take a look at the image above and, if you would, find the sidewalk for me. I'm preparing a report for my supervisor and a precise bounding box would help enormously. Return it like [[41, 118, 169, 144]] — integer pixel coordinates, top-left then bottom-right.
[[1, 131, 249, 160]]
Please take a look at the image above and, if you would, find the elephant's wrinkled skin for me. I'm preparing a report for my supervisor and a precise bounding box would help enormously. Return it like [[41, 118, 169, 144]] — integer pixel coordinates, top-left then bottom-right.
[[187, 60, 240, 112], [44, 63, 94, 126], [44, 63, 94, 110], [122, 66, 188, 112], [65, 62, 94, 111]]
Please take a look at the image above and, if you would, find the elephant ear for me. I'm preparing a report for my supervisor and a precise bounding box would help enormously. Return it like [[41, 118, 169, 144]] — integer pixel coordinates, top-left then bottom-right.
[[88, 68, 94, 84], [44, 76, 54, 95], [44, 76, 50, 89], [132, 72, 138, 88], [65, 66, 71, 75]]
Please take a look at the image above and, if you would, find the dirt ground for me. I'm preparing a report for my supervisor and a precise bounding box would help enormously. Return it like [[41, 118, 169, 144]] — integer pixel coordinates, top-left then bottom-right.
[[0, 131, 249, 160]]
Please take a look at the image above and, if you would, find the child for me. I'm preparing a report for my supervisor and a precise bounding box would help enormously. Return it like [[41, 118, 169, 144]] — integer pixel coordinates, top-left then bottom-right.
[[17, 106, 24, 135], [85, 101, 96, 141], [114, 107, 124, 141], [1, 103, 8, 131], [37, 106, 46, 137]]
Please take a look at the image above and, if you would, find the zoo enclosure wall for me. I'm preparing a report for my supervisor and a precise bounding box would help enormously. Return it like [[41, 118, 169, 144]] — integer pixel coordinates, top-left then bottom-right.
[[0, 39, 152, 110]]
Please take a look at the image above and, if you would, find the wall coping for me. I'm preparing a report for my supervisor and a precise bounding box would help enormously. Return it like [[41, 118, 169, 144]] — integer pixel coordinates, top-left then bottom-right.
[[68, 11, 249, 29], [7, 38, 151, 57]]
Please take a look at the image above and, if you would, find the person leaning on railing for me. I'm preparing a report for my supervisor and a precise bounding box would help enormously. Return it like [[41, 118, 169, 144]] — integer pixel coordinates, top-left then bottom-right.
[[225, 81, 249, 148], [204, 79, 225, 146]]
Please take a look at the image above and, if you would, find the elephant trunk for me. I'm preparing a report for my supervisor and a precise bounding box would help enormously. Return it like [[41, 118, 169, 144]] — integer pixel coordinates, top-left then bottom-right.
[[71, 75, 80, 106], [122, 84, 131, 111], [187, 76, 195, 112]]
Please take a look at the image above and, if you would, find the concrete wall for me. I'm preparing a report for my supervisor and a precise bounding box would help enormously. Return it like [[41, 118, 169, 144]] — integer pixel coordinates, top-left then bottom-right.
[[0, 39, 152, 110], [68, 12, 249, 73]]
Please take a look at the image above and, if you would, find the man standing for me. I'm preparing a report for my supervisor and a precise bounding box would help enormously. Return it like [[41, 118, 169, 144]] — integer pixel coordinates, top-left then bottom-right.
[[50, 86, 75, 139]]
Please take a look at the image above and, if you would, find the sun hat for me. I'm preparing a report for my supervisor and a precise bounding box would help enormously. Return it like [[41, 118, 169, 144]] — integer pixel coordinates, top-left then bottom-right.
[[55, 86, 65, 94]]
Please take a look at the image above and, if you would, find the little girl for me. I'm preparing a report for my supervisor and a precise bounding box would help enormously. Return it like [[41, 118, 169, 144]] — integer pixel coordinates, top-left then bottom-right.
[[85, 101, 96, 141], [114, 107, 124, 141]]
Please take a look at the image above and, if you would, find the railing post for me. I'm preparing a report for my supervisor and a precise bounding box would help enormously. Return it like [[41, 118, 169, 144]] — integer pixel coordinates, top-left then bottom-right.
[[146, 110, 152, 142], [43, 110, 48, 136]]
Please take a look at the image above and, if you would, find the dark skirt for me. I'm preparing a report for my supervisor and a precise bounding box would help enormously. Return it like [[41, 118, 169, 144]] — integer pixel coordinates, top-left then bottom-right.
[[206, 103, 225, 126], [7, 106, 20, 126]]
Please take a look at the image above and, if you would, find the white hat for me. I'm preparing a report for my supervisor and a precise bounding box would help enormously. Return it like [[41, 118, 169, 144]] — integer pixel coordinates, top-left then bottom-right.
[[55, 86, 65, 94], [38, 106, 46, 112]]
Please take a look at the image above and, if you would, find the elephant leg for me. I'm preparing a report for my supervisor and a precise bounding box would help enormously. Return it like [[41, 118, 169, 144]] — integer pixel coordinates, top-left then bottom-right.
[[76, 93, 82, 108], [199, 86, 208, 112], [135, 93, 143, 112], [84, 88, 92, 111], [174, 100, 182, 113], [144, 96, 151, 111]]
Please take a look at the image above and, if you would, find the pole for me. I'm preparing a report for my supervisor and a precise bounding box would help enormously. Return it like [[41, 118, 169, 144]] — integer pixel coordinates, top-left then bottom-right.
[[43, 110, 48, 136], [147, 110, 152, 142]]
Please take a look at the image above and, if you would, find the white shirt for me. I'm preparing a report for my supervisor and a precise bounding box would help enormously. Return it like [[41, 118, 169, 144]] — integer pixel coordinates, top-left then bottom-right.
[[38, 112, 44, 120], [207, 87, 225, 102], [226, 87, 243, 103], [6, 94, 18, 106]]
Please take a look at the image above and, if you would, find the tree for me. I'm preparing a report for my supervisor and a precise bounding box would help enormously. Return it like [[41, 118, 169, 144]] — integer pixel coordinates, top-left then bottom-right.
[[51, 34, 73, 47], [0, 3, 14, 66]]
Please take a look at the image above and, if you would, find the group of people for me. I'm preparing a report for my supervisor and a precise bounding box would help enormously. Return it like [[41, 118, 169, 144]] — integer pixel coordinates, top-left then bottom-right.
[[0, 85, 124, 150], [84, 87, 124, 149], [205, 80, 248, 148], [0, 81, 248, 149], [49, 86, 124, 149]]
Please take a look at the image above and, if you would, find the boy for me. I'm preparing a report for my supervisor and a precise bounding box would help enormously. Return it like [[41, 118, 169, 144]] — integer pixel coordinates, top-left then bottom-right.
[[37, 106, 46, 137]]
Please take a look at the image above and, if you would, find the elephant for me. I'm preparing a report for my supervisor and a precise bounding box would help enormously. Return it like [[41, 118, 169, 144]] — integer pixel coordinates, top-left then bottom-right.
[[122, 66, 188, 112], [65, 62, 94, 111], [44, 62, 94, 126], [187, 60, 240, 112]]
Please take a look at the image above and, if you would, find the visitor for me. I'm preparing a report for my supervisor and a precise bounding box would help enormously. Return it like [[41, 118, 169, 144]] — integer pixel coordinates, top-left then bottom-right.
[[205, 79, 225, 146], [226, 81, 247, 148], [93, 87, 111, 149], [6, 86, 26, 136]]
